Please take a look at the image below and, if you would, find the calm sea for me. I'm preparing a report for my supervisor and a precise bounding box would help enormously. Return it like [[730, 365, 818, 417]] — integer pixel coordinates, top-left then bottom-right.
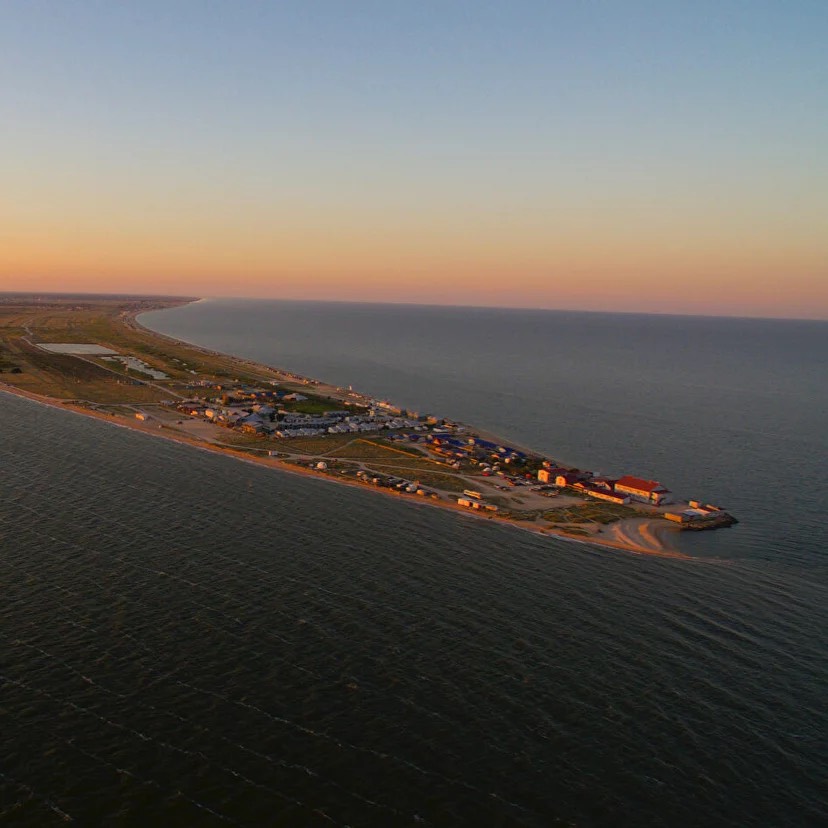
[[1, 299, 826, 826]]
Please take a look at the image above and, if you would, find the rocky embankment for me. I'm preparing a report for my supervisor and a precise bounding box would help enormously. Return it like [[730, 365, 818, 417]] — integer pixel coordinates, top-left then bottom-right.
[[681, 513, 739, 531]]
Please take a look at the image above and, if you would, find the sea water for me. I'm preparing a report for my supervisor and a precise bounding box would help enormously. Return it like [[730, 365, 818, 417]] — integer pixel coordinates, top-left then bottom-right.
[[1, 300, 825, 826]]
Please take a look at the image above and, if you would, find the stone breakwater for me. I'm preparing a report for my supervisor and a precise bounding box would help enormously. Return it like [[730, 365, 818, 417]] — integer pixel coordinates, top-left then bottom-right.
[[681, 513, 739, 531]]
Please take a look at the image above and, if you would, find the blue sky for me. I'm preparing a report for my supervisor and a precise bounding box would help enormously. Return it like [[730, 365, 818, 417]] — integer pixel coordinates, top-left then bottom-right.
[[2, 1, 827, 316]]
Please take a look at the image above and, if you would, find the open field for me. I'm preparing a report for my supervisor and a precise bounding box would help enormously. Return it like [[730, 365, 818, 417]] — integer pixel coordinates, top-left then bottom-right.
[[367, 456, 453, 472], [327, 438, 426, 461], [215, 431, 275, 448], [282, 398, 351, 415], [276, 434, 362, 454], [362, 465, 474, 493], [542, 500, 645, 525], [1, 337, 169, 403], [0, 295, 347, 407]]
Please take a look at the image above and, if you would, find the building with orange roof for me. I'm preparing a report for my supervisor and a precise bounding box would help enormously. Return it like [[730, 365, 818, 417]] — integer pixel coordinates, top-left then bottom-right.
[[614, 475, 672, 505]]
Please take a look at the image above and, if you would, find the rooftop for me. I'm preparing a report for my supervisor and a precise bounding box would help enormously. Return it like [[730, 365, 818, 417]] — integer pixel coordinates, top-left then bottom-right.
[[616, 475, 668, 493]]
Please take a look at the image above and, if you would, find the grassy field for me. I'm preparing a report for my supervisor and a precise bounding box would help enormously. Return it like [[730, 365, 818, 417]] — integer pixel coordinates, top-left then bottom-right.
[[542, 500, 643, 525], [214, 432, 486, 494], [0, 336, 169, 402], [0, 343, 21, 371], [0, 296, 338, 404], [0, 298, 190, 400], [217, 432, 272, 448], [359, 465, 473, 493], [327, 438, 425, 461], [368, 455, 447, 469], [267, 434, 359, 454], [282, 398, 350, 415]]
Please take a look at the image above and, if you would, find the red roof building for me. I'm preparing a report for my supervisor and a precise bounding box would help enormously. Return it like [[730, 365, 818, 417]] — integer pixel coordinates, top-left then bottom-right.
[[582, 486, 631, 505], [615, 475, 672, 504]]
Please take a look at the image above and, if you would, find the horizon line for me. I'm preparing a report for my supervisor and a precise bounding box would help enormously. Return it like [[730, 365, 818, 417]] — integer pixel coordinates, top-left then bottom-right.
[[2, 290, 826, 323]]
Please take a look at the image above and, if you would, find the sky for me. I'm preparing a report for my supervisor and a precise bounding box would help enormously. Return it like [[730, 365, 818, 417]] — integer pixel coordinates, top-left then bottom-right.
[[2, 0, 827, 318]]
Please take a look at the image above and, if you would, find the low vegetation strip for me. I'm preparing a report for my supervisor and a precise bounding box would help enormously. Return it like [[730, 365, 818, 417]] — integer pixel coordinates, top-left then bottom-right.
[[367, 457, 454, 473], [360, 465, 473, 493], [543, 501, 643, 525], [16, 340, 118, 382], [278, 434, 359, 454], [359, 438, 423, 457], [327, 439, 421, 460]]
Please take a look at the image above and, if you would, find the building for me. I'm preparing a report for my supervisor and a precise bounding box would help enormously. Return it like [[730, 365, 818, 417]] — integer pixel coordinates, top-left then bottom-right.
[[555, 472, 582, 488], [581, 486, 630, 505], [537, 467, 567, 484], [665, 504, 724, 523], [614, 475, 672, 505]]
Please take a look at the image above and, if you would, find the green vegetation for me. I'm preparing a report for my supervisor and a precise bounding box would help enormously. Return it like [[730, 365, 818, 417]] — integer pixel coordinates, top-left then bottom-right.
[[282, 398, 349, 415], [542, 500, 642, 525], [0, 296, 291, 401], [368, 457, 449, 473], [363, 465, 472, 492], [0, 343, 19, 372], [272, 434, 358, 454], [217, 432, 272, 448], [328, 438, 424, 461], [0, 338, 167, 402], [497, 510, 542, 522]]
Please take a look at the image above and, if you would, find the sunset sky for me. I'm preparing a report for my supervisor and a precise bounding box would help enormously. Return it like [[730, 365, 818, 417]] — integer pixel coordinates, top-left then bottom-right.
[[2, 1, 827, 318]]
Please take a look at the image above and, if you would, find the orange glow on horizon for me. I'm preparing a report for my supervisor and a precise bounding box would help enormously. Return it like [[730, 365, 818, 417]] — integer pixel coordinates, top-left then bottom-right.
[[2, 189, 826, 319]]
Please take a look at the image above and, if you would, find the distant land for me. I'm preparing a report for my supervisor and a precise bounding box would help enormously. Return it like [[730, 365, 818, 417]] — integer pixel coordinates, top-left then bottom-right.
[[0, 293, 736, 556]]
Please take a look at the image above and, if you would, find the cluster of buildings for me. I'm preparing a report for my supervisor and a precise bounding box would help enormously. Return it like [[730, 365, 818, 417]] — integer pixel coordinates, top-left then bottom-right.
[[537, 465, 673, 506], [353, 470, 435, 497], [387, 433, 537, 481], [168, 384, 702, 517], [215, 386, 302, 404], [664, 502, 729, 525], [415, 434, 527, 465], [172, 393, 420, 438], [270, 410, 420, 438], [457, 490, 499, 512]]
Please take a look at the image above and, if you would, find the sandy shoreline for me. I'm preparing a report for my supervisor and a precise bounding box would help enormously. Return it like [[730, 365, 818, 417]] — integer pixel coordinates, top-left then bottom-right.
[[1, 301, 689, 559], [1, 380, 689, 559]]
